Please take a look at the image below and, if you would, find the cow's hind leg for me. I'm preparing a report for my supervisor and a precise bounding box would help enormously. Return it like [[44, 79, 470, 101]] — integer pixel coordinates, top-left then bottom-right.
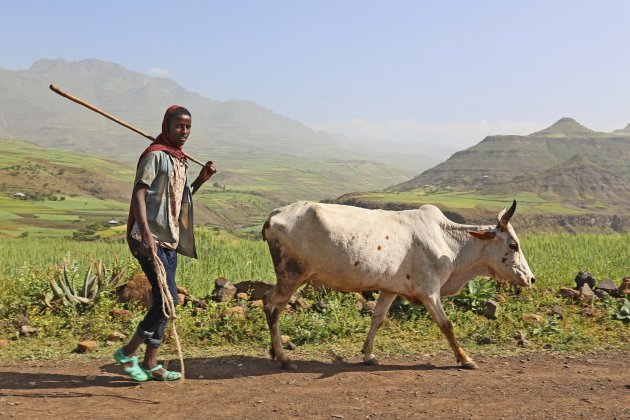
[[263, 244, 305, 370], [361, 291, 397, 365], [419, 293, 477, 369]]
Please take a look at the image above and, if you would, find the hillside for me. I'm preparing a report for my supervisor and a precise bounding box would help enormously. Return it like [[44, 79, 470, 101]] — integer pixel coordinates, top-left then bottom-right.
[[331, 119, 630, 233], [0, 138, 419, 237], [490, 155, 630, 211], [391, 117, 630, 192], [0, 58, 435, 173]]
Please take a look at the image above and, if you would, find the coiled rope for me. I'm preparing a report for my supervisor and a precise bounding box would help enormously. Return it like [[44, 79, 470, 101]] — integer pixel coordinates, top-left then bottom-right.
[[152, 250, 185, 383]]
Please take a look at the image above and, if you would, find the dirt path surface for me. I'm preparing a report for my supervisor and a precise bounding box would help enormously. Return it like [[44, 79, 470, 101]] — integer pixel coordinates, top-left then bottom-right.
[[0, 352, 628, 419]]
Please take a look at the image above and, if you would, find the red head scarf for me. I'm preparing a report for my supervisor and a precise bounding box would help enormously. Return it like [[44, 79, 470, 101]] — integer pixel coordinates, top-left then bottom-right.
[[127, 105, 190, 240], [138, 105, 189, 163]]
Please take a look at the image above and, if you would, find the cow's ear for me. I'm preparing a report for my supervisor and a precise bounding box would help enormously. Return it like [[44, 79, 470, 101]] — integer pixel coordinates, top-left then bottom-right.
[[469, 231, 497, 240]]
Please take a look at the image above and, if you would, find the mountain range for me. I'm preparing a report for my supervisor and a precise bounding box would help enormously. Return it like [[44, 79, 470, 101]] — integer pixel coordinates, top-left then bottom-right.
[[1, 59, 629, 235], [0, 58, 436, 171]]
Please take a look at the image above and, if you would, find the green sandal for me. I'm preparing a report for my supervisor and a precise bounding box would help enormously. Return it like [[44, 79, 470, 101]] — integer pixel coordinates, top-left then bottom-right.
[[143, 364, 182, 381], [113, 348, 149, 382]]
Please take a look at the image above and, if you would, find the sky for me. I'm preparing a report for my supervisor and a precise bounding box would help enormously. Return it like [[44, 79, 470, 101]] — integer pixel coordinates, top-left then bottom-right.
[[3, 0, 630, 151]]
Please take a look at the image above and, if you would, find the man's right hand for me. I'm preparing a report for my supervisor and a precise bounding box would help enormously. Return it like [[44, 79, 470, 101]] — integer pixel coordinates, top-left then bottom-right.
[[139, 231, 157, 258]]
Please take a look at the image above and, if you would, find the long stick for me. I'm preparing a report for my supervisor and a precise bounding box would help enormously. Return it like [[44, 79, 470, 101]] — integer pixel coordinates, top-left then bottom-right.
[[49, 84, 205, 167]]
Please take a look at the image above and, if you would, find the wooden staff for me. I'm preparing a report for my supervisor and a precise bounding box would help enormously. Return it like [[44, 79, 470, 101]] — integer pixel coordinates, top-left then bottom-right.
[[49, 84, 205, 167]]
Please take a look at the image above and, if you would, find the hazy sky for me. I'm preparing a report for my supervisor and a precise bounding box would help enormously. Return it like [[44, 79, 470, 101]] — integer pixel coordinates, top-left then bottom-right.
[[3, 0, 630, 150]]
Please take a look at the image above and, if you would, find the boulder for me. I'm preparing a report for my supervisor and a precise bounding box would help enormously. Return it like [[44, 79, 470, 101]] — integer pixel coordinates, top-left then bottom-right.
[[176, 285, 190, 296], [12, 314, 30, 328], [107, 332, 127, 342], [19, 325, 37, 337], [234, 281, 274, 301], [116, 273, 152, 309], [522, 314, 545, 324], [575, 271, 596, 289], [515, 330, 529, 347], [618, 277, 630, 295], [236, 292, 249, 300], [75, 340, 97, 353], [558, 287, 579, 299], [109, 308, 133, 322], [495, 293, 507, 303], [595, 279, 619, 297], [220, 306, 246, 319], [483, 300, 499, 320], [578, 283, 598, 303], [212, 277, 237, 302], [552, 305, 564, 319], [250, 300, 264, 308]]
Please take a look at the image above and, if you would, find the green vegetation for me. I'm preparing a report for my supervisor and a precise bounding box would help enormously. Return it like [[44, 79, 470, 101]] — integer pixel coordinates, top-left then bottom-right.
[[0, 230, 628, 362]]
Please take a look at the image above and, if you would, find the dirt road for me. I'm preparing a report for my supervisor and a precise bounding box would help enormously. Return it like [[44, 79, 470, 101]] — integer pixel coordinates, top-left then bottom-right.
[[0, 351, 628, 419]]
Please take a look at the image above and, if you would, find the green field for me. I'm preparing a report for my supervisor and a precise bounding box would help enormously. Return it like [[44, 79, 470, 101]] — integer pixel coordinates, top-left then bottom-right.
[[0, 138, 415, 238], [0, 230, 628, 362]]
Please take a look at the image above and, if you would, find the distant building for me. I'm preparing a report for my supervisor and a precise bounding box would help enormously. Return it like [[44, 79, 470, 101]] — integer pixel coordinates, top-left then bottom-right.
[[108, 219, 120, 225]]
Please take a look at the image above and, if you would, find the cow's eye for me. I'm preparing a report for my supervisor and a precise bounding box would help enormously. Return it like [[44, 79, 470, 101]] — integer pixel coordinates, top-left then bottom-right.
[[509, 243, 519, 251]]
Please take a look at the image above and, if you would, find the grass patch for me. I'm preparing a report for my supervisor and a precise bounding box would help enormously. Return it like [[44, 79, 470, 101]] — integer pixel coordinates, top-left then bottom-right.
[[0, 231, 628, 363]]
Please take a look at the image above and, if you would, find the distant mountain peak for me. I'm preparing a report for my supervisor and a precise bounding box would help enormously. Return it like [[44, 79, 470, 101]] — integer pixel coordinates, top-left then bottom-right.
[[613, 123, 630, 134], [530, 117, 595, 136]]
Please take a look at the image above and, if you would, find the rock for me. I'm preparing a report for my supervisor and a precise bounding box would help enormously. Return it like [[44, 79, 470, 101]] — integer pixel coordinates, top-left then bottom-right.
[[109, 308, 133, 322], [221, 306, 246, 319], [483, 300, 499, 320], [12, 314, 30, 328], [177, 293, 186, 305], [352, 292, 367, 303], [281, 335, 291, 345], [618, 277, 630, 295], [477, 337, 493, 345], [75, 341, 97, 353], [522, 314, 545, 324], [176, 285, 190, 296], [354, 301, 365, 311], [575, 271, 596, 289], [19, 325, 37, 337], [594, 289, 609, 299], [495, 293, 506, 303], [595, 279, 619, 297], [107, 332, 127, 342], [212, 277, 237, 302], [286, 341, 297, 350], [364, 301, 377, 314], [250, 300, 264, 308], [515, 330, 529, 347], [580, 307, 595, 317], [552, 305, 564, 319], [558, 287, 579, 299], [116, 273, 152, 309], [578, 283, 598, 303], [236, 292, 249, 300], [234, 281, 274, 301]]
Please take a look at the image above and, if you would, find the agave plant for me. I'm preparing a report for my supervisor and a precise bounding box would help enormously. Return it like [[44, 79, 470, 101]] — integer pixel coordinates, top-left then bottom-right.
[[44, 257, 126, 310]]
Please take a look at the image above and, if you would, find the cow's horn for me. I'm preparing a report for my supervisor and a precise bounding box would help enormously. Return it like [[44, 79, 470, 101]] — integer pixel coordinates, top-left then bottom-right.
[[498, 199, 517, 229]]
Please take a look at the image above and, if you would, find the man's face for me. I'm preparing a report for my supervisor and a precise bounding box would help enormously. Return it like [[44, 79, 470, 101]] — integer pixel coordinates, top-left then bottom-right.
[[167, 114, 191, 147]]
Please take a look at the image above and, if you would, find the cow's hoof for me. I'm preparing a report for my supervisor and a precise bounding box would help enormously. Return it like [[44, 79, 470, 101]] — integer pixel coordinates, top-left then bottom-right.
[[461, 361, 478, 370], [281, 361, 298, 370], [363, 358, 379, 366]]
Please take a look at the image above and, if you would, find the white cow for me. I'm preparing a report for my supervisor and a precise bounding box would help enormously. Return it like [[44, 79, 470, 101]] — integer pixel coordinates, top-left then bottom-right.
[[262, 200, 535, 370]]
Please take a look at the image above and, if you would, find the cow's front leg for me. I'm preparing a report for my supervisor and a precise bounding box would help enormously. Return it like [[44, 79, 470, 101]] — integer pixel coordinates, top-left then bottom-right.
[[361, 291, 397, 365], [420, 293, 478, 369]]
